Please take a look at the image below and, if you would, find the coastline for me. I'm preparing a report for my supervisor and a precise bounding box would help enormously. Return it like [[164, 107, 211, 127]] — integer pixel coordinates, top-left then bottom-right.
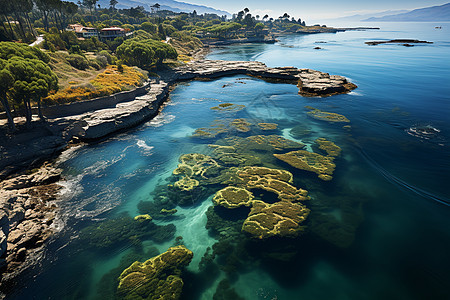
[[0, 48, 357, 289]]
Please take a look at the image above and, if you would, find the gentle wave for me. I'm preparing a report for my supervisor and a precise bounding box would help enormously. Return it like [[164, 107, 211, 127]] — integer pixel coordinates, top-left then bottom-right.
[[358, 146, 450, 207]]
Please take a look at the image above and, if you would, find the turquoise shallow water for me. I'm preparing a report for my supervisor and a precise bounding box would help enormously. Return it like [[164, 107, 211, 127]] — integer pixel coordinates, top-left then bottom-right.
[[8, 22, 450, 299]]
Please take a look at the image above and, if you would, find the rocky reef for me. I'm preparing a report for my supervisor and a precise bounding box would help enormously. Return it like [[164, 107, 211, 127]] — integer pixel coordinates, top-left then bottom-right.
[[174, 60, 356, 98], [117, 245, 193, 300]]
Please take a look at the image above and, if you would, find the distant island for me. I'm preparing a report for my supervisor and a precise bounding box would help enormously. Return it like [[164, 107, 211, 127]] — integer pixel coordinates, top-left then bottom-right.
[[363, 2, 450, 22]]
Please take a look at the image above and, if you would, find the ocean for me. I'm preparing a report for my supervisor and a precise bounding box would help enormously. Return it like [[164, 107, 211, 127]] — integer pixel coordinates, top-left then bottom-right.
[[8, 22, 450, 300]]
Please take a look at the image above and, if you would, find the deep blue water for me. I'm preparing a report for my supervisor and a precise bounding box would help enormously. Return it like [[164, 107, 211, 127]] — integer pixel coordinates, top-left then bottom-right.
[[8, 22, 450, 299]]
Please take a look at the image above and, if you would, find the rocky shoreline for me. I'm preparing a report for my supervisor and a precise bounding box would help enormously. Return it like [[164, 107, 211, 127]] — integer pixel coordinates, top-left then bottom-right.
[[0, 164, 61, 292], [0, 59, 356, 290]]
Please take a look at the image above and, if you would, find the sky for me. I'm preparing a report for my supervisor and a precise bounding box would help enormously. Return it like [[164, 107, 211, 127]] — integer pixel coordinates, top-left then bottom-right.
[[181, 0, 448, 21]]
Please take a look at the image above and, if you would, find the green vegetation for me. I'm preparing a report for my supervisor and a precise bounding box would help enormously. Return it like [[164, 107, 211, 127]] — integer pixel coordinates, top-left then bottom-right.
[[0, 2, 318, 131], [117, 246, 193, 300], [116, 39, 177, 69], [0, 42, 57, 130]]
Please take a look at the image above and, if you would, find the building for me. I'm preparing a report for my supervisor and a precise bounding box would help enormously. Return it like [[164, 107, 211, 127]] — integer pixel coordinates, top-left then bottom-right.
[[99, 27, 126, 41], [67, 24, 98, 39]]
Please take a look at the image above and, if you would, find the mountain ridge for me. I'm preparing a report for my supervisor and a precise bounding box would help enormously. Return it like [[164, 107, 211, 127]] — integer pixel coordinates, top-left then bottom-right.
[[363, 2, 450, 22], [75, 0, 231, 17]]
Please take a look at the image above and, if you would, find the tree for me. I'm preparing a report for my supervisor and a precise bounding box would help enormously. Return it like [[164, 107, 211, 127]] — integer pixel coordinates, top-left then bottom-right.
[[116, 39, 177, 68], [141, 22, 157, 33], [0, 1, 17, 40], [0, 59, 15, 131], [151, 3, 160, 13], [254, 22, 264, 35], [243, 14, 255, 28], [7, 57, 58, 124], [82, 0, 96, 15], [109, 0, 118, 10], [0, 42, 57, 128]]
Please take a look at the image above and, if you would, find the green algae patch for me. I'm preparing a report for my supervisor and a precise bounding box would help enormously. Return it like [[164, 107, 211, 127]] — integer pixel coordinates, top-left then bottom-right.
[[211, 103, 245, 112], [243, 200, 310, 239], [305, 106, 350, 123], [315, 138, 341, 157], [213, 186, 255, 209], [192, 121, 227, 139], [230, 118, 252, 132], [258, 123, 278, 131], [212, 166, 310, 240], [245, 135, 306, 151], [174, 176, 199, 191], [160, 208, 177, 215], [209, 144, 262, 167], [134, 214, 152, 222], [117, 245, 193, 300], [173, 153, 220, 183], [274, 150, 336, 181]]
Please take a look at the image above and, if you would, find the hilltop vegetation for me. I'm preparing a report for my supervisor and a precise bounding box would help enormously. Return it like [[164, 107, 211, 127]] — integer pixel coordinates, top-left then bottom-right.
[[0, 1, 313, 132]]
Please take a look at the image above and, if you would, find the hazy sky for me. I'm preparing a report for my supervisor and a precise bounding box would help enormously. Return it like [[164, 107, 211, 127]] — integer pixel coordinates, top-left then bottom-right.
[[183, 0, 448, 21]]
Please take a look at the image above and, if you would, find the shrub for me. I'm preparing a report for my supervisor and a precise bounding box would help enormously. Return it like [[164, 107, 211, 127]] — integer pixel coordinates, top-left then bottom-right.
[[95, 55, 108, 68], [44, 33, 66, 50], [69, 45, 83, 55], [44, 65, 147, 104], [116, 39, 177, 68], [98, 50, 113, 64], [67, 54, 89, 70], [141, 22, 157, 33], [89, 59, 102, 70]]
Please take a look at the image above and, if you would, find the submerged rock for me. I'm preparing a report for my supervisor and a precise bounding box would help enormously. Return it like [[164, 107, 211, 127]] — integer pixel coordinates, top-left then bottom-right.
[[117, 245, 193, 300], [365, 39, 433, 46], [211, 103, 245, 113], [78, 214, 175, 249], [230, 118, 252, 133], [289, 124, 312, 138], [257, 123, 278, 131], [315, 138, 341, 157], [274, 150, 336, 181], [305, 106, 350, 123], [134, 214, 152, 222]]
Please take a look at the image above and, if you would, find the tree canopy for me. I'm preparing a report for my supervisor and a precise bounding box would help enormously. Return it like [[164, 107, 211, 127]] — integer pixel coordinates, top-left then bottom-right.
[[116, 39, 177, 68], [0, 42, 57, 130]]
